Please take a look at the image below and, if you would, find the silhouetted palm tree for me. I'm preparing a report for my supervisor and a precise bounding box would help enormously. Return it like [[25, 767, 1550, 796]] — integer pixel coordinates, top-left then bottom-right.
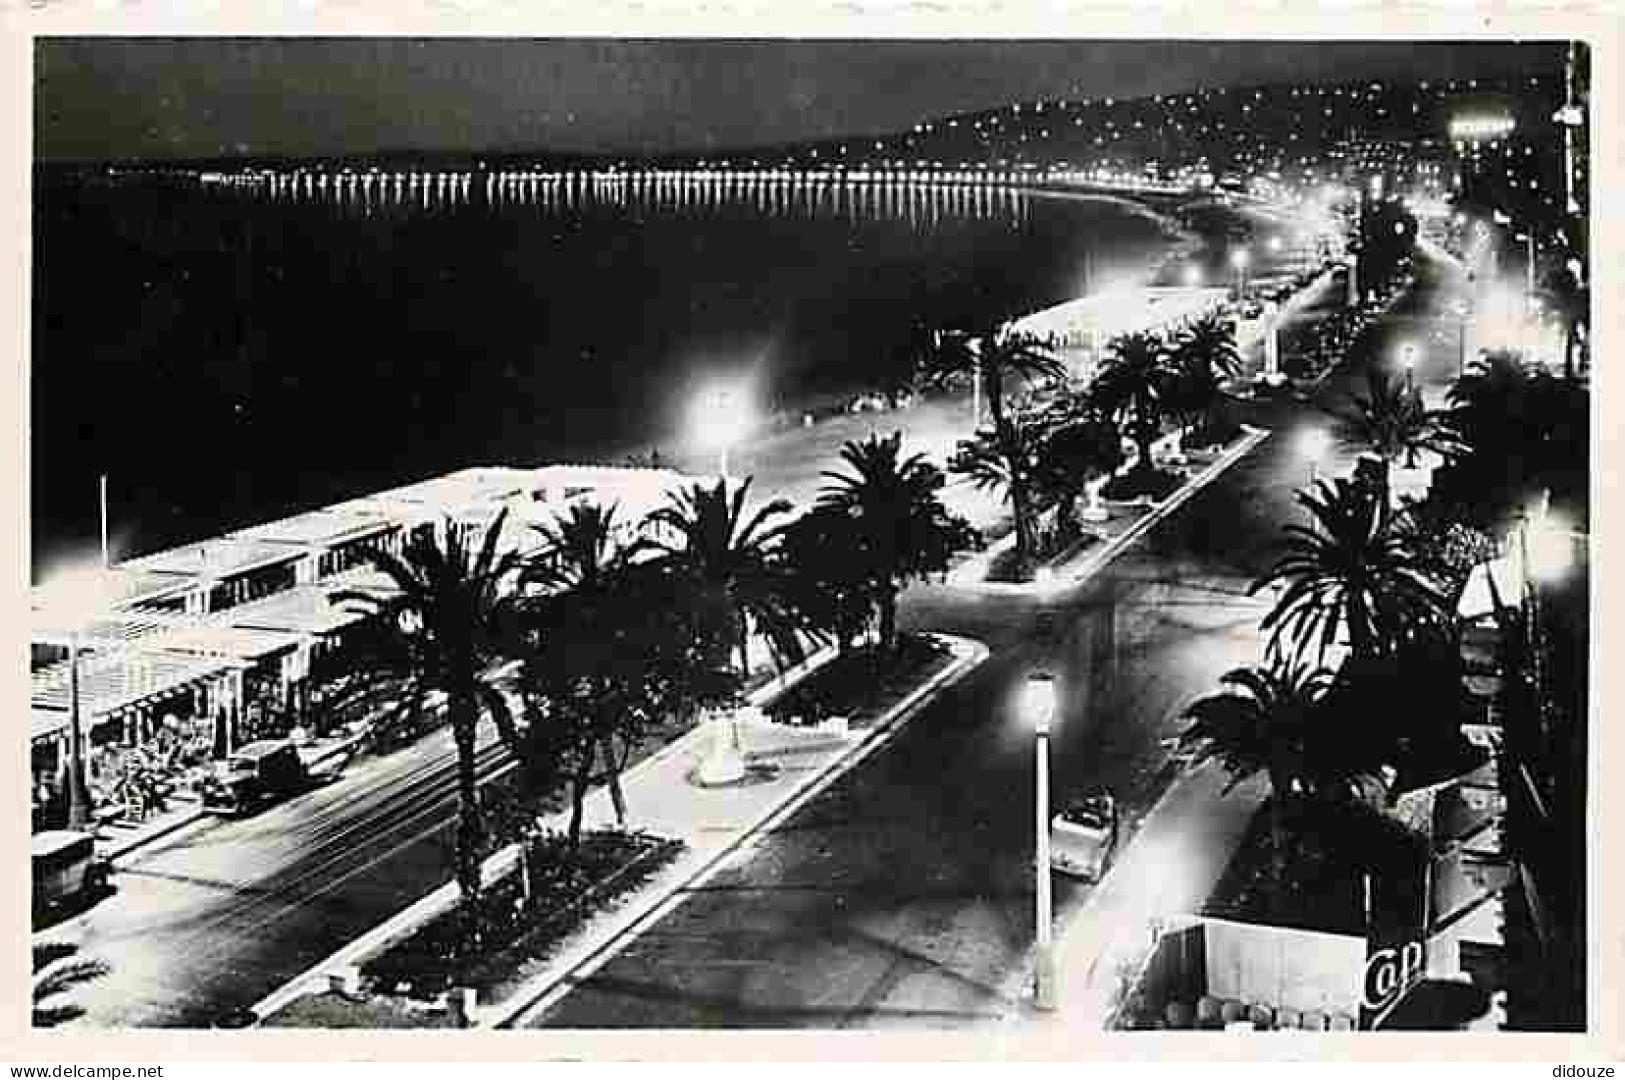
[[1090, 331, 1179, 478], [916, 322, 1067, 432], [647, 478, 807, 678], [330, 511, 522, 929], [1443, 349, 1588, 520], [1336, 374, 1462, 470], [33, 942, 108, 1028], [816, 432, 976, 650], [1029, 408, 1123, 537], [1253, 478, 1453, 665], [1169, 313, 1243, 441], [518, 502, 734, 848], [1180, 656, 1380, 914], [949, 416, 1043, 563]]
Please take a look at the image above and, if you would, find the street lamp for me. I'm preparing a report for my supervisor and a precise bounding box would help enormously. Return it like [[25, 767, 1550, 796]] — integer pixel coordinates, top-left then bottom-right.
[[1229, 247, 1250, 300], [1299, 428, 1330, 488], [1453, 299, 1472, 379], [37, 565, 114, 832], [1399, 341, 1420, 392], [1022, 671, 1059, 1011], [692, 384, 752, 482], [1182, 264, 1203, 288]]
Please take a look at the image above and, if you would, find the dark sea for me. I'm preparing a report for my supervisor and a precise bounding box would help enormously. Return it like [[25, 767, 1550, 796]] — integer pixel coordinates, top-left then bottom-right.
[[31, 170, 1177, 580]]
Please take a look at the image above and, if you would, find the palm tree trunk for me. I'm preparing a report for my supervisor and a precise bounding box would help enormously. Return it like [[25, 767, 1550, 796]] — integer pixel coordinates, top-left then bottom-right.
[[878, 582, 899, 652], [601, 736, 628, 828], [1268, 763, 1290, 919], [567, 752, 592, 853], [1009, 464, 1036, 561]]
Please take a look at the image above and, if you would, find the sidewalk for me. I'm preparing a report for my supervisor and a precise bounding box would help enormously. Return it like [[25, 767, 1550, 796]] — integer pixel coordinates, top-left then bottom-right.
[[1012, 762, 1269, 1030], [96, 729, 370, 864], [252, 634, 989, 1027], [945, 425, 1271, 597]]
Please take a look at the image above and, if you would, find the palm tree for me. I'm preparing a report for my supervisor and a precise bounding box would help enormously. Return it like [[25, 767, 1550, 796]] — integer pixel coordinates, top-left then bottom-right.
[[1089, 330, 1178, 481], [1169, 313, 1243, 444], [816, 432, 977, 650], [916, 322, 1067, 432], [778, 505, 874, 656], [33, 942, 108, 1028], [646, 478, 807, 679], [1252, 477, 1453, 665], [1029, 408, 1123, 538], [949, 416, 1044, 563], [518, 502, 733, 848], [1336, 374, 1462, 471], [1443, 348, 1588, 521], [1179, 657, 1339, 912], [330, 511, 522, 930]]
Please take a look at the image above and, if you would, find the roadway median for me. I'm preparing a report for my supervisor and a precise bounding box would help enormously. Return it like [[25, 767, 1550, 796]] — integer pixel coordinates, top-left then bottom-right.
[[251, 632, 989, 1029]]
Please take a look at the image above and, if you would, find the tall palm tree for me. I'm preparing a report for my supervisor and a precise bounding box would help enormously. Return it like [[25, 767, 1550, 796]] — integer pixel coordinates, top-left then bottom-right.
[[1252, 477, 1453, 665], [330, 511, 522, 930], [518, 502, 733, 848], [1444, 348, 1588, 519], [1336, 374, 1462, 470], [816, 432, 977, 650], [1179, 656, 1339, 912], [1169, 313, 1242, 442], [916, 322, 1067, 432], [1089, 330, 1178, 479], [33, 942, 108, 1028], [646, 478, 807, 678], [948, 416, 1043, 563], [1029, 408, 1123, 538]]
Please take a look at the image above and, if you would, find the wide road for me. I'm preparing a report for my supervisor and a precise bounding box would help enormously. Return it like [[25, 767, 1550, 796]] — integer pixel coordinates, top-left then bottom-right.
[[520, 253, 1463, 1029], [36, 722, 514, 1028]]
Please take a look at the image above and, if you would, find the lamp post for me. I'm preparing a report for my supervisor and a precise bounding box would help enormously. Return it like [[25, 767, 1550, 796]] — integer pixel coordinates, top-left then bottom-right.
[[1453, 299, 1472, 380], [65, 632, 90, 830], [1023, 671, 1059, 1011], [693, 384, 752, 483], [1229, 247, 1250, 302], [1299, 428, 1330, 489], [1399, 342, 1420, 393], [1514, 230, 1537, 313]]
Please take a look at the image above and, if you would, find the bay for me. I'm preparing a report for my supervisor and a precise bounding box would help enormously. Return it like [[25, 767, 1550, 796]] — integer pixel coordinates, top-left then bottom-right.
[[31, 170, 1177, 578]]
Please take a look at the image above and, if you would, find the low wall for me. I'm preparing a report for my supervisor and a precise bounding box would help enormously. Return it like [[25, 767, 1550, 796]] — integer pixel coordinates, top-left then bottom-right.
[[1201, 915, 1364, 1018]]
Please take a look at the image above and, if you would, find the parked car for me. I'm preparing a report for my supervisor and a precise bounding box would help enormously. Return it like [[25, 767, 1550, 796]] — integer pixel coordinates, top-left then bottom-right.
[[32, 829, 109, 911], [1050, 791, 1119, 880], [199, 740, 309, 815]]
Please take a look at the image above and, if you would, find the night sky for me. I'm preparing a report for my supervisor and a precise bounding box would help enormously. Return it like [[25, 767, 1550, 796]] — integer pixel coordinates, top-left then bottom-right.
[[36, 38, 1562, 161]]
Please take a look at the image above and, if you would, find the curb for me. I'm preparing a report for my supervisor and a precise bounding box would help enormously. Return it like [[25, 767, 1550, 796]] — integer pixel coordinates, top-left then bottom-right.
[[949, 425, 1270, 598], [101, 806, 207, 865], [489, 633, 990, 1029], [245, 636, 900, 1026], [101, 731, 375, 866]]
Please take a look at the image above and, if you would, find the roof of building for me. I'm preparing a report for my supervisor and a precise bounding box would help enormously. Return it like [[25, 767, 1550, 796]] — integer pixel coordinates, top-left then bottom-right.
[[124, 537, 305, 580]]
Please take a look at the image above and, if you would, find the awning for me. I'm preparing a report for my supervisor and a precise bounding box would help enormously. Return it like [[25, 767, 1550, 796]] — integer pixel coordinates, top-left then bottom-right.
[[31, 649, 235, 721]]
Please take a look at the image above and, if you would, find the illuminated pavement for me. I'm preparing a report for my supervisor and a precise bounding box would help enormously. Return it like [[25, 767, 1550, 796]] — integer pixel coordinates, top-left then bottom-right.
[[34, 724, 515, 1028], [519, 250, 1468, 1030]]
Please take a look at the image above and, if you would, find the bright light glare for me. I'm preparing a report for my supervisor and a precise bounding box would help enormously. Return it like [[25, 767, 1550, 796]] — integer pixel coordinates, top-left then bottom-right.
[[1299, 429, 1330, 462], [1229, 248, 1250, 270], [1526, 507, 1577, 583], [1020, 672, 1057, 734], [1182, 264, 1203, 287], [690, 384, 753, 451], [35, 562, 117, 619]]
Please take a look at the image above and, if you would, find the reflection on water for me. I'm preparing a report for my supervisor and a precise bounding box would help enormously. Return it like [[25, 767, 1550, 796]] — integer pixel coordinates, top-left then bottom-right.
[[203, 168, 1032, 230]]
